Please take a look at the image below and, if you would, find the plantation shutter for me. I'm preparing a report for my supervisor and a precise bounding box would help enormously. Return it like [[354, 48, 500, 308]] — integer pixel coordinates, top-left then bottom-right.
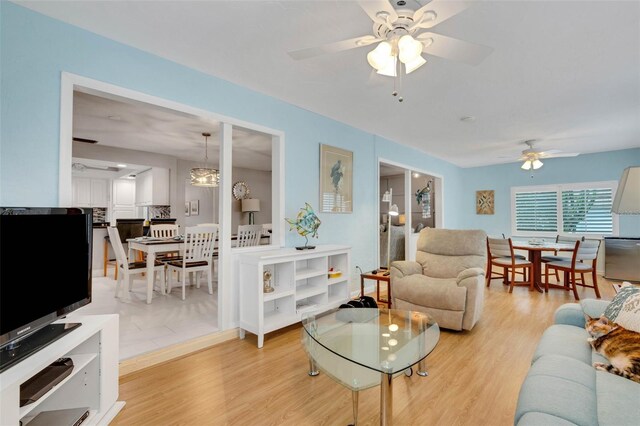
[[515, 191, 558, 232], [562, 188, 613, 234]]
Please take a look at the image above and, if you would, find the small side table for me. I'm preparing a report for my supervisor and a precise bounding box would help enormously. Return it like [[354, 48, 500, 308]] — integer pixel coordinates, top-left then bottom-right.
[[360, 270, 392, 307]]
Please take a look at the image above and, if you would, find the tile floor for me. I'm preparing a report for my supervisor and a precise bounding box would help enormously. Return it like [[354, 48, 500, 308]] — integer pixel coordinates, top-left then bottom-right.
[[73, 270, 219, 360]]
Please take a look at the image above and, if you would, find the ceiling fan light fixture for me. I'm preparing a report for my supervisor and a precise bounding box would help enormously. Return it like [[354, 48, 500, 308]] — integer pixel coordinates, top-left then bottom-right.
[[521, 160, 532, 170], [377, 57, 397, 77], [404, 55, 427, 74], [532, 159, 544, 170], [367, 41, 393, 70], [398, 35, 423, 63]]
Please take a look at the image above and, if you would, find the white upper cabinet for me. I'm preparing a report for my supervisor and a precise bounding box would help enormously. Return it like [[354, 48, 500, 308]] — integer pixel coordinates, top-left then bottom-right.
[[72, 177, 92, 207], [73, 177, 108, 207], [113, 178, 136, 206], [90, 178, 109, 207], [135, 167, 169, 206]]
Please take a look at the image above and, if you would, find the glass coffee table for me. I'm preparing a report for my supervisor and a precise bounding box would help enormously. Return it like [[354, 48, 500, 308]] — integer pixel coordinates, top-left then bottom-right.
[[302, 308, 440, 425]]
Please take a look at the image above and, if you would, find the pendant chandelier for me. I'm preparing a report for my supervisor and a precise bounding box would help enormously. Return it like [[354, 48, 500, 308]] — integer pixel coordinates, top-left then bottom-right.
[[190, 132, 219, 187]]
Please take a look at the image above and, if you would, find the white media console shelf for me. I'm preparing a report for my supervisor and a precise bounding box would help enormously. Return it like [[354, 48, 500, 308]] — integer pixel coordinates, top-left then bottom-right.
[[238, 245, 351, 348], [0, 314, 124, 425]]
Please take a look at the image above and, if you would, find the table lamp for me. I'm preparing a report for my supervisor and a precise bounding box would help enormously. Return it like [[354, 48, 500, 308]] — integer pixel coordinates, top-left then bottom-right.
[[242, 198, 260, 225]]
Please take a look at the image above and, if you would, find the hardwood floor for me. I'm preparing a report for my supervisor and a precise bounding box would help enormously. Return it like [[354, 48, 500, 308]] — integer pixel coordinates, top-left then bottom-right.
[[114, 276, 617, 425]]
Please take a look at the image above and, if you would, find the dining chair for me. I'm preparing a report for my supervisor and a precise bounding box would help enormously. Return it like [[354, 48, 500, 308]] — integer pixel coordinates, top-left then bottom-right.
[[541, 235, 585, 283], [486, 237, 534, 293], [544, 239, 601, 300], [166, 225, 218, 300], [107, 226, 165, 301], [237, 224, 263, 247], [150, 223, 182, 261], [150, 224, 179, 238]]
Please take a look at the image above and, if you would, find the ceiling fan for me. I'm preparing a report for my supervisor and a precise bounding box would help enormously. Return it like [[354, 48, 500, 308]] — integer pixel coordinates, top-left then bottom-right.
[[288, 0, 493, 99], [517, 140, 580, 170], [72, 162, 120, 172]]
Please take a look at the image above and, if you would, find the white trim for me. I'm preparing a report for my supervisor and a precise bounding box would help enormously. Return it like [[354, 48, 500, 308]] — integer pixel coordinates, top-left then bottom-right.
[[58, 76, 74, 207], [219, 123, 233, 330], [58, 72, 286, 332], [377, 158, 445, 267], [510, 180, 619, 238]]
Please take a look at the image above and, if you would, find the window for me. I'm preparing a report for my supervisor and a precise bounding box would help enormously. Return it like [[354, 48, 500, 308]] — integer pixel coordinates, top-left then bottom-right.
[[511, 182, 617, 236]]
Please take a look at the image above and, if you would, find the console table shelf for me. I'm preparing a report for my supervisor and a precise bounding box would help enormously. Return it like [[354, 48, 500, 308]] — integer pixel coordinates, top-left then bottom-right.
[[239, 245, 351, 348]]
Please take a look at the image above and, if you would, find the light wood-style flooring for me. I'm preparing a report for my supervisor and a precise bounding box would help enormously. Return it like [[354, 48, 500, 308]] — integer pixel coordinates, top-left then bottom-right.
[[113, 276, 617, 425]]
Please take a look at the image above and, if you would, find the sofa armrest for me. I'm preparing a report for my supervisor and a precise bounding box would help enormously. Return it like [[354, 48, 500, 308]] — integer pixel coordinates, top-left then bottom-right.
[[456, 267, 485, 284], [390, 260, 422, 279], [554, 299, 610, 327]]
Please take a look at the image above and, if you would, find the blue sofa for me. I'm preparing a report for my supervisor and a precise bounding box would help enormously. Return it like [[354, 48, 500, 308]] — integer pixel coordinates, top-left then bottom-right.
[[515, 300, 640, 425]]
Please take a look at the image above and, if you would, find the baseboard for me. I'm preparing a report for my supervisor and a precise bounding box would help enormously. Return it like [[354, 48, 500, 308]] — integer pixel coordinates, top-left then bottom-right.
[[119, 328, 239, 377]]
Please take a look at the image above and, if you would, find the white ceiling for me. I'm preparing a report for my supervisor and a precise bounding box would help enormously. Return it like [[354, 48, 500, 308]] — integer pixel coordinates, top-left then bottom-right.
[[73, 91, 273, 171], [23, 0, 640, 167]]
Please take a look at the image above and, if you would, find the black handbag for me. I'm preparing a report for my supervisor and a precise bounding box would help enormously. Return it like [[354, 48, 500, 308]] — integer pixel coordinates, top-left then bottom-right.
[[339, 296, 378, 309]]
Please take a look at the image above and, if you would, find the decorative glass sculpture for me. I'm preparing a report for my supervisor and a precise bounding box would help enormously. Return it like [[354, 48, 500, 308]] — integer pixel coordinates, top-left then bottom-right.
[[285, 203, 321, 250]]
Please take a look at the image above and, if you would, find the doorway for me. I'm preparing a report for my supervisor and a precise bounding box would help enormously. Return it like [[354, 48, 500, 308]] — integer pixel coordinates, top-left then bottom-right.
[[59, 73, 284, 361], [378, 159, 444, 268]]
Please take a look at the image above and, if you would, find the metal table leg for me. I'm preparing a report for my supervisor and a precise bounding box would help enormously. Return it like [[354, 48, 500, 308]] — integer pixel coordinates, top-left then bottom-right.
[[380, 373, 393, 426]]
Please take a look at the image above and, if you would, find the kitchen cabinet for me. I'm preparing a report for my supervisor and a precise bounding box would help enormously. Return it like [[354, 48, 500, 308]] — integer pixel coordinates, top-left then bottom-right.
[[72, 178, 91, 207], [90, 179, 108, 207], [135, 168, 169, 206], [111, 179, 136, 221], [72, 177, 108, 207]]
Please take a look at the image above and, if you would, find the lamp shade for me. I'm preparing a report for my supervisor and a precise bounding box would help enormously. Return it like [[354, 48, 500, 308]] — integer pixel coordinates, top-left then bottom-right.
[[612, 166, 640, 214], [190, 168, 219, 187], [242, 198, 261, 213], [389, 204, 399, 216]]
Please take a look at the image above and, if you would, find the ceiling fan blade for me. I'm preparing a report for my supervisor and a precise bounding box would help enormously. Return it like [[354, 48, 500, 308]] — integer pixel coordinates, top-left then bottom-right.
[[417, 32, 493, 66], [358, 0, 398, 25], [288, 35, 380, 60], [540, 152, 580, 158], [539, 149, 563, 155], [413, 0, 471, 30]]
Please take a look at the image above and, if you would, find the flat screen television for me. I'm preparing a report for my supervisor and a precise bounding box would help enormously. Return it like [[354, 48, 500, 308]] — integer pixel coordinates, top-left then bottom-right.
[[0, 207, 92, 372]]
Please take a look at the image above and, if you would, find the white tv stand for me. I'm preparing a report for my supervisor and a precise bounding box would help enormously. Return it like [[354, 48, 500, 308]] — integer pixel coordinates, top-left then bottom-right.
[[0, 314, 124, 425]]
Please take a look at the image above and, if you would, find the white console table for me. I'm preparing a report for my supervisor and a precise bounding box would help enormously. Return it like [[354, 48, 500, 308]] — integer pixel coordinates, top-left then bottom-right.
[[0, 314, 124, 425], [238, 245, 351, 348]]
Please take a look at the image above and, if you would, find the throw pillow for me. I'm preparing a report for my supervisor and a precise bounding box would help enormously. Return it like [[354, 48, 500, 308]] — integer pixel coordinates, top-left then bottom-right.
[[604, 284, 640, 333]]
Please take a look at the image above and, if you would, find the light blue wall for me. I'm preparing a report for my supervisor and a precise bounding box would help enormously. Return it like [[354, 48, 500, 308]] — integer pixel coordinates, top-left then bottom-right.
[[0, 3, 463, 273], [459, 148, 640, 237]]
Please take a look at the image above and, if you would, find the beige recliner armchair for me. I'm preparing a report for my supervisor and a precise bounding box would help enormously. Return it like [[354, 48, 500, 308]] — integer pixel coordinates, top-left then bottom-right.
[[391, 228, 487, 331]]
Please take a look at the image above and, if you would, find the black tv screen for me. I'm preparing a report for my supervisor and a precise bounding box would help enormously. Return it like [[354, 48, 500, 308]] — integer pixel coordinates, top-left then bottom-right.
[[0, 207, 92, 347]]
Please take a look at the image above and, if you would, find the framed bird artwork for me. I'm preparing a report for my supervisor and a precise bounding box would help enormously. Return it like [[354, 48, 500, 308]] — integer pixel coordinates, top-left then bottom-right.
[[319, 144, 353, 213]]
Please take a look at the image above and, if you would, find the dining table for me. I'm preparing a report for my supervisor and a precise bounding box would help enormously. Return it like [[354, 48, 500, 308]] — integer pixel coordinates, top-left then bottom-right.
[[127, 237, 185, 304], [512, 240, 575, 292]]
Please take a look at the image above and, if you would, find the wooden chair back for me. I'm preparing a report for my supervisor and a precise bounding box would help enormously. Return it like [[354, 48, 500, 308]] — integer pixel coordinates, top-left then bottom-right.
[[557, 235, 584, 243], [237, 225, 263, 247], [576, 239, 600, 262], [183, 225, 218, 263], [487, 237, 513, 259], [150, 224, 178, 238]]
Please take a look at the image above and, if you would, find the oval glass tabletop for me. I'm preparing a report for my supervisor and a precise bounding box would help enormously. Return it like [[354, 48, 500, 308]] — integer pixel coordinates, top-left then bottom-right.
[[302, 308, 440, 376]]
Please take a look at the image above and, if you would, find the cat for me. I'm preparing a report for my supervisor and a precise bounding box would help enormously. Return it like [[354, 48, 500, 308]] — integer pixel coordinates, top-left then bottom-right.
[[585, 315, 640, 383]]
